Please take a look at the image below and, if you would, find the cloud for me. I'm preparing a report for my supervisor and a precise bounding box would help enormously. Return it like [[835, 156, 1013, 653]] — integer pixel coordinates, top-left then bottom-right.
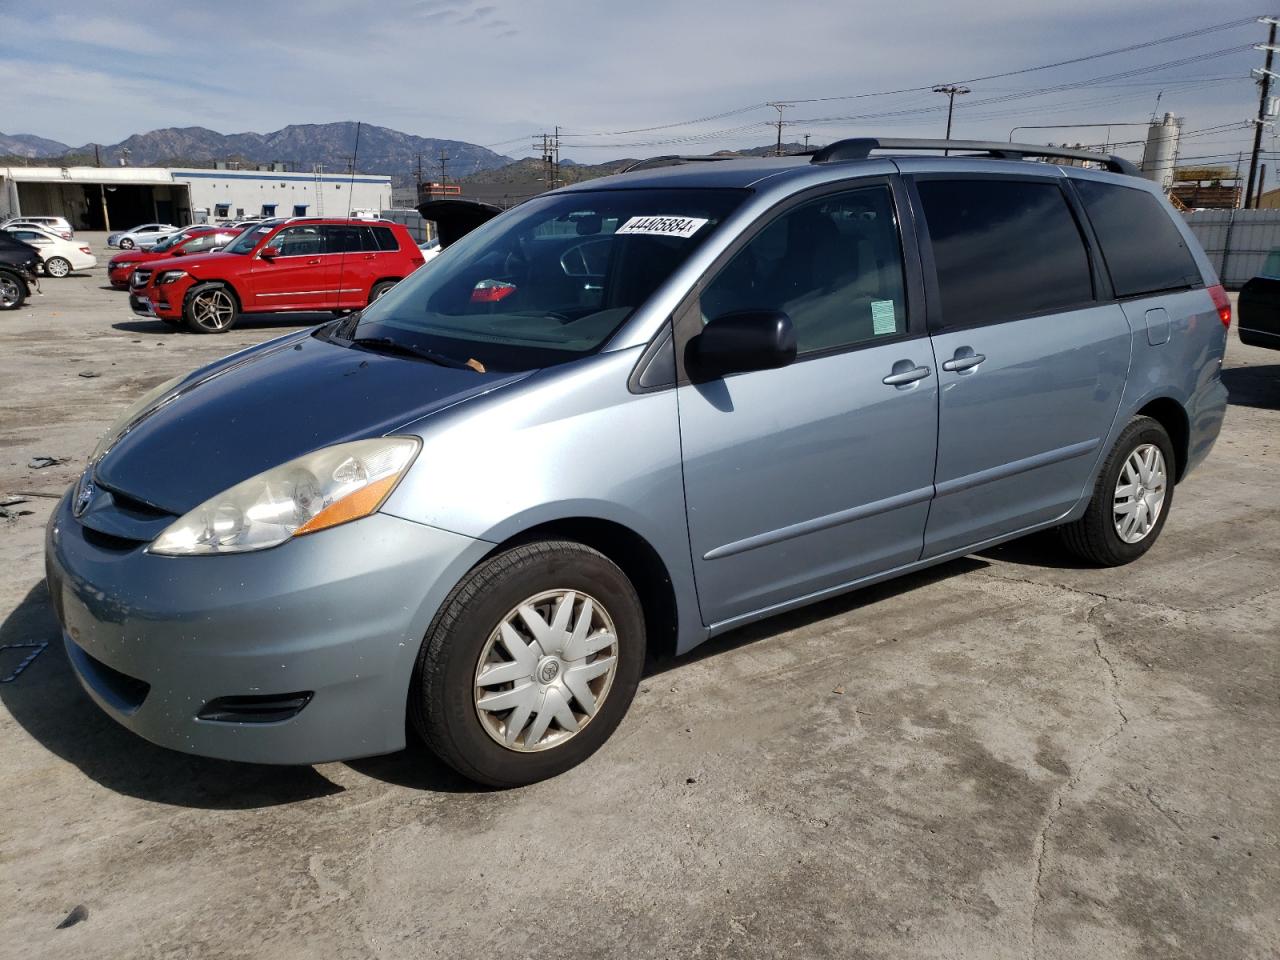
[[5, 0, 1263, 165]]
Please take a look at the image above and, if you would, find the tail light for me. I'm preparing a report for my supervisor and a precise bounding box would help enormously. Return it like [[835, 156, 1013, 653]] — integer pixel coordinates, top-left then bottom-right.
[[79, 246, 93, 255], [471, 279, 517, 304], [1208, 284, 1231, 328]]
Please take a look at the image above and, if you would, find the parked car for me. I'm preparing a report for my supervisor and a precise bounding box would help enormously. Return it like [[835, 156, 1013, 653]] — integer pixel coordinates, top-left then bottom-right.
[[3, 225, 97, 277], [48, 139, 1229, 787], [1, 216, 74, 240], [0, 232, 40, 309], [108, 227, 241, 289], [108, 223, 178, 249], [418, 235, 441, 265], [128, 217, 425, 331], [1237, 248, 1280, 350]]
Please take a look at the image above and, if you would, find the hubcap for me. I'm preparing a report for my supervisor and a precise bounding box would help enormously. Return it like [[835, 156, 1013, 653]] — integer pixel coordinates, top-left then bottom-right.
[[474, 589, 619, 753], [1113, 443, 1167, 544], [47, 258, 69, 278], [0, 277, 19, 307], [191, 289, 235, 330]]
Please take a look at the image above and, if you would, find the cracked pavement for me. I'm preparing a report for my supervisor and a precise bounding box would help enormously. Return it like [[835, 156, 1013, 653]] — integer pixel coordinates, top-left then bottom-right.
[[0, 242, 1277, 959]]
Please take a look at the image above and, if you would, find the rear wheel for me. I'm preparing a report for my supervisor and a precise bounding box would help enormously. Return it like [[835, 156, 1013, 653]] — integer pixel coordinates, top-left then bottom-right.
[[44, 257, 71, 278], [0, 274, 25, 310], [411, 541, 646, 787], [183, 283, 239, 333], [369, 279, 397, 304], [1060, 415, 1175, 566]]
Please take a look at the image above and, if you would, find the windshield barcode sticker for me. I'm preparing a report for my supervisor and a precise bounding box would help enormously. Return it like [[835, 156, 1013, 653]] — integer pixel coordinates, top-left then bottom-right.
[[616, 216, 709, 239]]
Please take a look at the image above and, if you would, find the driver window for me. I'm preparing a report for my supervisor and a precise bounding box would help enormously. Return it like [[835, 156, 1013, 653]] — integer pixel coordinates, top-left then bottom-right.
[[700, 185, 908, 355], [269, 226, 324, 257]]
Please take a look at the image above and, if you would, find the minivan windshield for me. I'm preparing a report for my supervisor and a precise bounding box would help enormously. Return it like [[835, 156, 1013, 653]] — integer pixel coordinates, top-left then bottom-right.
[[340, 188, 746, 371]]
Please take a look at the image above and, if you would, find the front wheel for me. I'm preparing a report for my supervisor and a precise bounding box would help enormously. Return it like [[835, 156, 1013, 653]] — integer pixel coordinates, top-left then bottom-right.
[[411, 541, 646, 787], [183, 283, 239, 333], [0, 273, 26, 310], [119, 237, 135, 250], [1060, 415, 1175, 566], [44, 256, 71, 278]]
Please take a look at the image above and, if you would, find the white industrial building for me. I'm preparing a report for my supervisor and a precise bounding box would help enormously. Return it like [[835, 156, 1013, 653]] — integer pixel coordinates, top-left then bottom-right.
[[0, 164, 394, 231]]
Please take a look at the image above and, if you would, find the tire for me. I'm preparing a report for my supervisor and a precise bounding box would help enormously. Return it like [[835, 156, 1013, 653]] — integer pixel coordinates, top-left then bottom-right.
[[1060, 415, 1176, 566], [369, 279, 397, 304], [119, 237, 135, 249], [183, 283, 239, 333], [411, 540, 646, 787], [45, 257, 71, 278], [0, 274, 25, 310]]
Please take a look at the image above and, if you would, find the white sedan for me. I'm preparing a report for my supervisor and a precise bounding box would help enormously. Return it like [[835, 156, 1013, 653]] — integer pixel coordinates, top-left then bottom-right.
[[108, 223, 178, 249], [3, 226, 97, 277]]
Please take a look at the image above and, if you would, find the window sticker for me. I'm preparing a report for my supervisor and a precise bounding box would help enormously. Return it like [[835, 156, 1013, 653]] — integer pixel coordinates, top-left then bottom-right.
[[616, 216, 709, 239], [871, 299, 897, 335]]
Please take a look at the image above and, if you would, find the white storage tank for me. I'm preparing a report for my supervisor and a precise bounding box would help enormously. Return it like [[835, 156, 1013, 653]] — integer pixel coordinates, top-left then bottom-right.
[[1140, 113, 1182, 191]]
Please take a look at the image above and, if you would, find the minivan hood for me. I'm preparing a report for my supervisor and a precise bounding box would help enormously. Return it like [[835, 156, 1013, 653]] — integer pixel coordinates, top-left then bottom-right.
[[95, 332, 526, 515]]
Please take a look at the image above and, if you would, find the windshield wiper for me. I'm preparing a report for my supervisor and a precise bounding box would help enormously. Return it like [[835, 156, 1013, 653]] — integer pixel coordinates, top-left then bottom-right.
[[349, 336, 472, 370]]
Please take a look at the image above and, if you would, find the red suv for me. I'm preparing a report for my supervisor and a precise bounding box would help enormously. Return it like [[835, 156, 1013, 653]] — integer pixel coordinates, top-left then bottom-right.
[[108, 227, 241, 289], [129, 218, 426, 332]]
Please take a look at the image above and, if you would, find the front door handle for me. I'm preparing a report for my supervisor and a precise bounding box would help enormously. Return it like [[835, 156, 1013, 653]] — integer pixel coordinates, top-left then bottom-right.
[[305, 258, 321, 265], [942, 349, 986, 372], [882, 363, 932, 386]]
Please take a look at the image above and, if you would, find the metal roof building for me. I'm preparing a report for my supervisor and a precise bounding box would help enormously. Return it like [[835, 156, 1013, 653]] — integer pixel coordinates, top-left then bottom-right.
[[0, 165, 393, 230]]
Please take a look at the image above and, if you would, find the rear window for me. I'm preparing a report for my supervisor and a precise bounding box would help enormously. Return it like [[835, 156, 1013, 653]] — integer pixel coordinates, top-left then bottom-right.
[[370, 226, 399, 251], [917, 178, 1094, 331], [1072, 179, 1202, 298]]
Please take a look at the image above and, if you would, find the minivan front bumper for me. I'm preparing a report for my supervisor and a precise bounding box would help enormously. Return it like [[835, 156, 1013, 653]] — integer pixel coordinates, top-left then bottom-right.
[[44, 491, 490, 764]]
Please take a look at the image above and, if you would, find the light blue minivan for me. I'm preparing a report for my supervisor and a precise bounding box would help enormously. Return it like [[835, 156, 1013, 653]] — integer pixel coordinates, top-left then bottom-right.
[[47, 139, 1231, 786]]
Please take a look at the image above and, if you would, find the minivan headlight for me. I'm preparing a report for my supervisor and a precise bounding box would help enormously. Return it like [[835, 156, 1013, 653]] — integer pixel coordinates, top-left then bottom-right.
[[149, 437, 420, 556], [90, 374, 186, 464]]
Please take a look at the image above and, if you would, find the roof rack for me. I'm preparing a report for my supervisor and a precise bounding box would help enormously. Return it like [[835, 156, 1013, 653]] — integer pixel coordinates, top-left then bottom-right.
[[809, 138, 1137, 176], [618, 155, 739, 174]]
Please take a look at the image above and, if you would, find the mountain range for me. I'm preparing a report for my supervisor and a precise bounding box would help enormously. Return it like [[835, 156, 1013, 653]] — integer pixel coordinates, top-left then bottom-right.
[[0, 124, 814, 191], [0, 122, 512, 184]]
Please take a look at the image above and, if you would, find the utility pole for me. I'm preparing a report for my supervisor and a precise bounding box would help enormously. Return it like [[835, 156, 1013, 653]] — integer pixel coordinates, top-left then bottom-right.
[[534, 132, 560, 189], [933, 85, 971, 144], [438, 148, 449, 185], [803, 133, 811, 152], [416, 153, 423, 194], [1246, 16, 1280, 209], [767, 102, 790, 156]]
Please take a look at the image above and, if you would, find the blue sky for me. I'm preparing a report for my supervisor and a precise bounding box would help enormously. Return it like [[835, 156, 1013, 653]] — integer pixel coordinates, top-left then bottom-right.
[[2, 0, 1270, 168]]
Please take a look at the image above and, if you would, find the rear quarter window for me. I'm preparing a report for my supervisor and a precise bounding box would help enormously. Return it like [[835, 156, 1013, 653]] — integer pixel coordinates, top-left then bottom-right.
[[916, 177, 1095, 331], [371, 226, 400, 251], [1071, 179, 1202, 298]]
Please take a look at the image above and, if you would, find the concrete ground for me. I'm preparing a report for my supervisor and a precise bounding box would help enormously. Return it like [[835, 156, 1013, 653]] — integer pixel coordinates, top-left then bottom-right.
[[0, 233, 1276, 960]]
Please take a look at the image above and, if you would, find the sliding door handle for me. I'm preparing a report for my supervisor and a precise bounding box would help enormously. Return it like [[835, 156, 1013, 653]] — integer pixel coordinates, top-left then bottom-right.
[[882, 363, 932, 386], [942, 351, 985, 372]]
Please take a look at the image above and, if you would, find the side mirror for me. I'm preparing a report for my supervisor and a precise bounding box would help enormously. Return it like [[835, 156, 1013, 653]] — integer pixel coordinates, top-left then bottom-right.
[[688, 310, 797, 380], [259, 246, 279, 259], [170, 248, 184, 257]]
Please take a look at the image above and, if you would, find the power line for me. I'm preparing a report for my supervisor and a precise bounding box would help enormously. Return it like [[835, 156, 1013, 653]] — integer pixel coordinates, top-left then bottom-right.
[[539, 15, 1257, 148], [775, 15, 1258, 104]]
